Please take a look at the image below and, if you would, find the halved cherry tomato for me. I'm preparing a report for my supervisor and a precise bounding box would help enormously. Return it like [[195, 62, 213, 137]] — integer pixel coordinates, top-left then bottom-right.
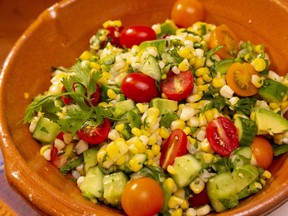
[[188, 186, 210, 207], [86, 84, 101, 106], [121, 73, 159, 103], [160, 129, 188, 170], [102, 26, 124, 47], [160, 70, 194, 101], [121, 177, 164, 216], [171, 0, 206, 28], [77, 118, 111, 145], [206, 116, 239, 157], [208, 24, 239, 59], [226, 62, 258, 97], [119, 26, 156, 48], [251, 136, 274, 169]]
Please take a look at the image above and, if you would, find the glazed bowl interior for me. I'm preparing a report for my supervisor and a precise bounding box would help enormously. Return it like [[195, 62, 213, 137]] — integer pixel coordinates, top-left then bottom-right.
[[1, 0, 288, 215]]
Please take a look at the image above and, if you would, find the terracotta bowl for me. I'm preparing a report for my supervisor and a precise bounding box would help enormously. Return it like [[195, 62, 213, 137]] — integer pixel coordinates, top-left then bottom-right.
[[1, 0, 288, 215]]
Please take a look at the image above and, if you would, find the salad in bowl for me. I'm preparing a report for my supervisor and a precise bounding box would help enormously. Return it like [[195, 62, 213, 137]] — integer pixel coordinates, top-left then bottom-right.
[[23, 1, 288, 215]]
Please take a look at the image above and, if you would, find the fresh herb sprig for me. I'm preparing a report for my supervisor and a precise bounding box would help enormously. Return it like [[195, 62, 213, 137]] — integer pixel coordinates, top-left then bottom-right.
[[24, 61, 114, 135]]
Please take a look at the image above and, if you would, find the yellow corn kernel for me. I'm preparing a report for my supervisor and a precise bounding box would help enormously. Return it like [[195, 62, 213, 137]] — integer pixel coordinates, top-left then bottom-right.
[[260, 178, 266, 186], [212, 77, 226, 88], [178, 47, 192, 59], [116, 155, 127, 166], [164, 178, 176, 192], [106, 143, 120, 161], [107, 89, 117, 99], [115, 123, 125, 132], [171, 119, 186, 130], [148, 134, 158, 145], [194, 57, 205, 69], [97, 147, 107, 164], [40, 145, 51, 156], [180, 199, 189, 209], [168, 196, 184, 209], [244, 53, 251, 62], [167, 165, 177, 175], [255, 44, 264, 53], [198, 113, 207, 127], [201, 152, 215, 164], [136, 103, 149, 113], [174, 188, 186, 199], [195, 67, 209, 77], [134, 139, 147, 153], [160, 126, 170, 139], [197, 84, 209, 92], [131, 127, 142, 137], [147, 107, 160, 117], [189, 177, 205, 194], [282, 101, 288, 110], [146, 149, 155, 159], [187, 93, 202, 103], [183, 126, 191, 135], [103, 20, 122, 28], [251, 75, 264, 88], [250, 111, 256, 121], [269, 102, 281, 110], [79, 50, 94, 60], [98, 102, 109, 107], [262, 170, 272, 179], [171, 208, 183, 216], [161, 73, 167, 80], [202, 74, 212, 82], [196, 77, 205, 85], [102, 71, 111, 79], [178, 59, 190, 71], [251, 58, 266, 72], [204, 109, 214, 122], [152, 145, 161, 155], [90, 62, 101, 70], [200, 138, 215, 153], [211, 108, 220, 117], [146, 158, 154, 165], [129, 157, 143, 172]]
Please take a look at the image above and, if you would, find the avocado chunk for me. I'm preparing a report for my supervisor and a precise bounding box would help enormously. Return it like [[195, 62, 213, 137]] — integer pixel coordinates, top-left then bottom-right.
[[114, 99, 136, 118], [258, 79, 288, 103], [139, 39, 166, 54], [207, 172, 238, 212], [254, 107, 288, 134], [158, 19, 178, 37], [151, 98, 178, 115], [103, 172, 128, 205]]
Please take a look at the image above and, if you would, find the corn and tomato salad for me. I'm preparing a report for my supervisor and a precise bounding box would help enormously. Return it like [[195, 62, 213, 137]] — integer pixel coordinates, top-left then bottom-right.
[[24, 18, 288, 216]]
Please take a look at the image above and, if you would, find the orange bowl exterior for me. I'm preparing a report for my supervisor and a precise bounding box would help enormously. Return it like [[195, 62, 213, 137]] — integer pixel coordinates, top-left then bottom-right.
[[0, 0, 288, 215]]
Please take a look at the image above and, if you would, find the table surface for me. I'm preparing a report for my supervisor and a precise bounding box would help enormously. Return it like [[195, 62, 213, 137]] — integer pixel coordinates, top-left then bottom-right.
[[0, 0, 287, 215]]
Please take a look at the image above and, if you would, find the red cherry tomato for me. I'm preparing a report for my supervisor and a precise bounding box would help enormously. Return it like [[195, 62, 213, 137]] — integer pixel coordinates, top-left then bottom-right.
[[160, 70, 194, 101], [171, 0, 206, 28], [102, 26, 124, 47], [121, 73, 159, 103], [206, 116, 239, 157], [188, 186, 210, 207], [251, 136, 274, 169], [160, 129, 188, 170], [77, 118, 111, 145], [119, 26, 156, 48], [121, 177, 164, 216]]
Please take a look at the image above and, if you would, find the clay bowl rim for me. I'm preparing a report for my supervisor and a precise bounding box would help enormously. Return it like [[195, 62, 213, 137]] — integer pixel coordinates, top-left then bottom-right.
[[0, 0, 288, 215]]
